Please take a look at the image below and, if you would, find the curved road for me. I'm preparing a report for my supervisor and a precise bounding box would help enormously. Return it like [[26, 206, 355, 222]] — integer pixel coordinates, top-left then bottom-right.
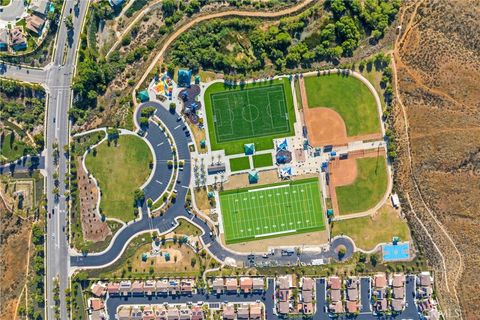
[[71, 101, 355, 269]]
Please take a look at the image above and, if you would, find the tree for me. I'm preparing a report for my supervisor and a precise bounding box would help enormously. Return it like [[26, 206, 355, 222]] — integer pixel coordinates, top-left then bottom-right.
[[370, 253, 379, 267], [65, 14, 73, 29], [338, 246, 346, 260], [162, 0, 176, 17], [134, 189, 145, 205], [139, 117, 149, 128]]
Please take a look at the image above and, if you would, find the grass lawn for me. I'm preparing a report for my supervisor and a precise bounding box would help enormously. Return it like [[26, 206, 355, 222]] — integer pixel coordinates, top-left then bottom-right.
[[304, 74, 380, 136], [252, 153, 273, 168], [294, 79, 303, 109], [85, 134, 152, 222], [336, 156, 388, 215], [1, 131, 29, 162], [1, 0, 11, 6], [204, 77, 296, 155], [219, 178, 325, 244], [331, 206, 411, 250], [229, 156, 250, 172]]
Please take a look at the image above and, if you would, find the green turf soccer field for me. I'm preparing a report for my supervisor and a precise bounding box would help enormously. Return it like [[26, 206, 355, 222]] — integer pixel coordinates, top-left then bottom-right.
[[204, 78, 296, 155], [219, 178, 325, 244]]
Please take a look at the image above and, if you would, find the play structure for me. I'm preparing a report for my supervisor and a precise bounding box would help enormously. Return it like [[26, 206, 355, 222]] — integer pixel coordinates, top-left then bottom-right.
[[177, 69, 192, 88], [153, 72, 174, 99]]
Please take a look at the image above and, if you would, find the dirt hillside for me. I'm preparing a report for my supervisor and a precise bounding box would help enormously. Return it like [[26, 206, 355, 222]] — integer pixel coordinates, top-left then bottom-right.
[[394, 0, 479, 318]]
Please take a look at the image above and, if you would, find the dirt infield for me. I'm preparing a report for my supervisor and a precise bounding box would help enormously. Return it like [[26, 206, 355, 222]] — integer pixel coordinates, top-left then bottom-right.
[[299, 77, 382, 146], [328, 148, 386, 216]]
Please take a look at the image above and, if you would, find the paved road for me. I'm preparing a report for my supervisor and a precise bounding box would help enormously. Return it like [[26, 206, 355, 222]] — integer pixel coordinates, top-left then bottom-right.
[[0, 62, 48, 84], [103, 278, 420, 320], [71, 101, 355, 269], [0, 0, 26, 25], [0, 155, 45, 174]]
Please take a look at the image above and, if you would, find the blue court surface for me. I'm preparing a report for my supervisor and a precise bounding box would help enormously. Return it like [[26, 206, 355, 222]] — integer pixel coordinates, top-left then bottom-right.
[[382, 243, 410, 261]]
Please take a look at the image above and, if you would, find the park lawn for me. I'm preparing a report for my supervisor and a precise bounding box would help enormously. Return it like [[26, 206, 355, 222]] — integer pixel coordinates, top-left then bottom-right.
[[229, 156, 250, 172], [204, 77, 296, 155], [252, 153, 273, 168], [85, 134, 152, 222], [304, 74, 380, 136], [1, 131, 29, 162], [331, 206, 411, 250], [336, 156, 388, 215]]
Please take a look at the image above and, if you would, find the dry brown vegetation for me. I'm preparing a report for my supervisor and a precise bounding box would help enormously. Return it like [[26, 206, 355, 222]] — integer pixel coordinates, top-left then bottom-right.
[[0, 202, 32, 320], [393, 0, 479, 318]]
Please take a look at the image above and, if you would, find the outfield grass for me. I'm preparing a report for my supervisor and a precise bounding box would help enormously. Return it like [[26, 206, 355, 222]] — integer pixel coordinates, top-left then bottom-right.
[[229, 156, 250, 172], [220, 178, 325, 244], [336, 156, 388, 214], [85, 135, 152, 222], [252, 153, 273, 168], [331, 206, 411, 250], [304, 74, 380, 136], [204, 78, 296, 155]]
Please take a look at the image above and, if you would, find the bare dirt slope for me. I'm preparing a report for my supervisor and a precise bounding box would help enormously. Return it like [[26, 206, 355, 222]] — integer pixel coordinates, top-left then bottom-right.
[[394, 0, 479, 318]]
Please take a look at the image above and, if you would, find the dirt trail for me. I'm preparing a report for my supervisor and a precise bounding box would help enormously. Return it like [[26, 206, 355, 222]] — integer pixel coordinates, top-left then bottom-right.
[[391, 1, 464, 315], [132, 0, 316, 102]]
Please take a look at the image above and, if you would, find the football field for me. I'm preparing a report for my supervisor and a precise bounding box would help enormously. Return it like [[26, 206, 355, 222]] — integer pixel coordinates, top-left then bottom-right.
[[211, 84, 290, 142], [219, 178, 325, 244]]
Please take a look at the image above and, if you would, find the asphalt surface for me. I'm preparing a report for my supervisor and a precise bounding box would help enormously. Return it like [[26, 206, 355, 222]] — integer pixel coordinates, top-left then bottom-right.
[[0, 155, 45, 174], [71, 101, 355, 269], [0, 0, 25, 24], [103, 278, 421, 320]]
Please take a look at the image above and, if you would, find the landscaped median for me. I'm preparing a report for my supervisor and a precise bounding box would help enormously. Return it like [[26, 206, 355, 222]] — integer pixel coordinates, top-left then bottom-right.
[[85, 134, 153, 222]]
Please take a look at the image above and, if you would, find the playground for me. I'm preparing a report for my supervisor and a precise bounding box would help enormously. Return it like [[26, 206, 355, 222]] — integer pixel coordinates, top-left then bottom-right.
[[300, 73, 382, 146], [219, 178, 325, 244], [204, 78, 295, 155]]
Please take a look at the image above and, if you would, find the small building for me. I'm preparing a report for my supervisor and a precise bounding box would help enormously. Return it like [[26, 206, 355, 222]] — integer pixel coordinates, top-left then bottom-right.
[[156, 280, 169, 295], [144, 279, 156, 295], [191, 306, 204, 320], [131, 280, 144, 295], [138, 90, 150, 102], [155, 305, 168, 320], [30, 0, 50, 17], [167, 308, 180, 320], [249, 303, 262, 320], [244, 143, 255, 155], [391, 193, 400, 208], [90, 282, 107, 297], [278, 301, 289, 314], [212, 278, 224, 294], [237, 305, 249, 320], [225, 278, 238, 293], [0, 29, 8, 51], [143, 306, 155, 320], [180, 279, 194, 295], [240, 277, 253, 293], [10, 28, 27, 51], [252, 278, 264, 292], [177, 69, 192, 88], [222, 304, 235, 320], [119, 280, 132, 296], [179, 306, 192, 320], [117, 306, 131, 320], [26, 14, 46, 35], [131, 306, 143, 320], [89, 298, 104, 312], [248, 170, 259, 184], [106, 282, 120, 296], [207, 163, 226, 175]]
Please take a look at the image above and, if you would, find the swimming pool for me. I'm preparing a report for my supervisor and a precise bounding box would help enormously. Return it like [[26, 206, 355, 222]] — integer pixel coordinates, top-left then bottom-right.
[[382, 243, 410, 261]]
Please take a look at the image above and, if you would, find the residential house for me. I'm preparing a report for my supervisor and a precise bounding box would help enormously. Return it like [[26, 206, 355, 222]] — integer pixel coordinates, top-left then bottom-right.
[[252, 278, 264, 292], [373, 273, 388, 313], [391, 273, 406, 312], [131, 280, 144, 295], [180, 279, 194, 295], [249, 303, 262, 320], [144, 280, 156, 296], [119, 280, 132, 296], [225, 278, 238, 293], [223, 304, 235, 320], [391, 299, 405, 313], [417, 272, 433, 299], [179, 306, 192, 320], [156, 280, 169, 295], [328, 276, 343, 313], [277, 275, 293, 314], [191, 306, 204, 320], [10, 27, 27, 51], [155, 305, 168, 320], [237, 305, 250, 320], [106, 282, 120, 296], [212, 278, 224, 294], [143, 305, 155, 320], [30, 0, 50, 17], [117, 306, 131, 320], [169, 280, 181, 295], [345, 277, 359, 314], [301, 277, 314, 314], [26, 14, 46, 35], [240, 277, 253, 293], [0, 28, 8, 51], [90, 282, 107, 297], [130, 306, 143, 320], [167, 308, 180, 320], [89, 298, 104, 312]]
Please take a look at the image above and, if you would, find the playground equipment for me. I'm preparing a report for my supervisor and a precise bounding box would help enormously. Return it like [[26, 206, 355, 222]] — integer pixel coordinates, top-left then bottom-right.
[[153, 72, 174, 99]]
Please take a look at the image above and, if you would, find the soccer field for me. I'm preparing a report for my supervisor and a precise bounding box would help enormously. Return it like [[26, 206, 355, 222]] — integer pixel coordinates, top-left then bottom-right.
[[219, 178, 325, 244], [204, 78, 296, 155]]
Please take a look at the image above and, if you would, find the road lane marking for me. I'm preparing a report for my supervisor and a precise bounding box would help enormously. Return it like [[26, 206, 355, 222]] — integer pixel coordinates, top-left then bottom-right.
[[174, 125, 181, 130], [156, 180, 163, 184], [157, 142, 164, 146]]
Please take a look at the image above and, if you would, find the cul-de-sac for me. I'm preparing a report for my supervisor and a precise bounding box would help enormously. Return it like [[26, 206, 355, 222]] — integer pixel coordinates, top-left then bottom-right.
[[1, 0, 478, 319]]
